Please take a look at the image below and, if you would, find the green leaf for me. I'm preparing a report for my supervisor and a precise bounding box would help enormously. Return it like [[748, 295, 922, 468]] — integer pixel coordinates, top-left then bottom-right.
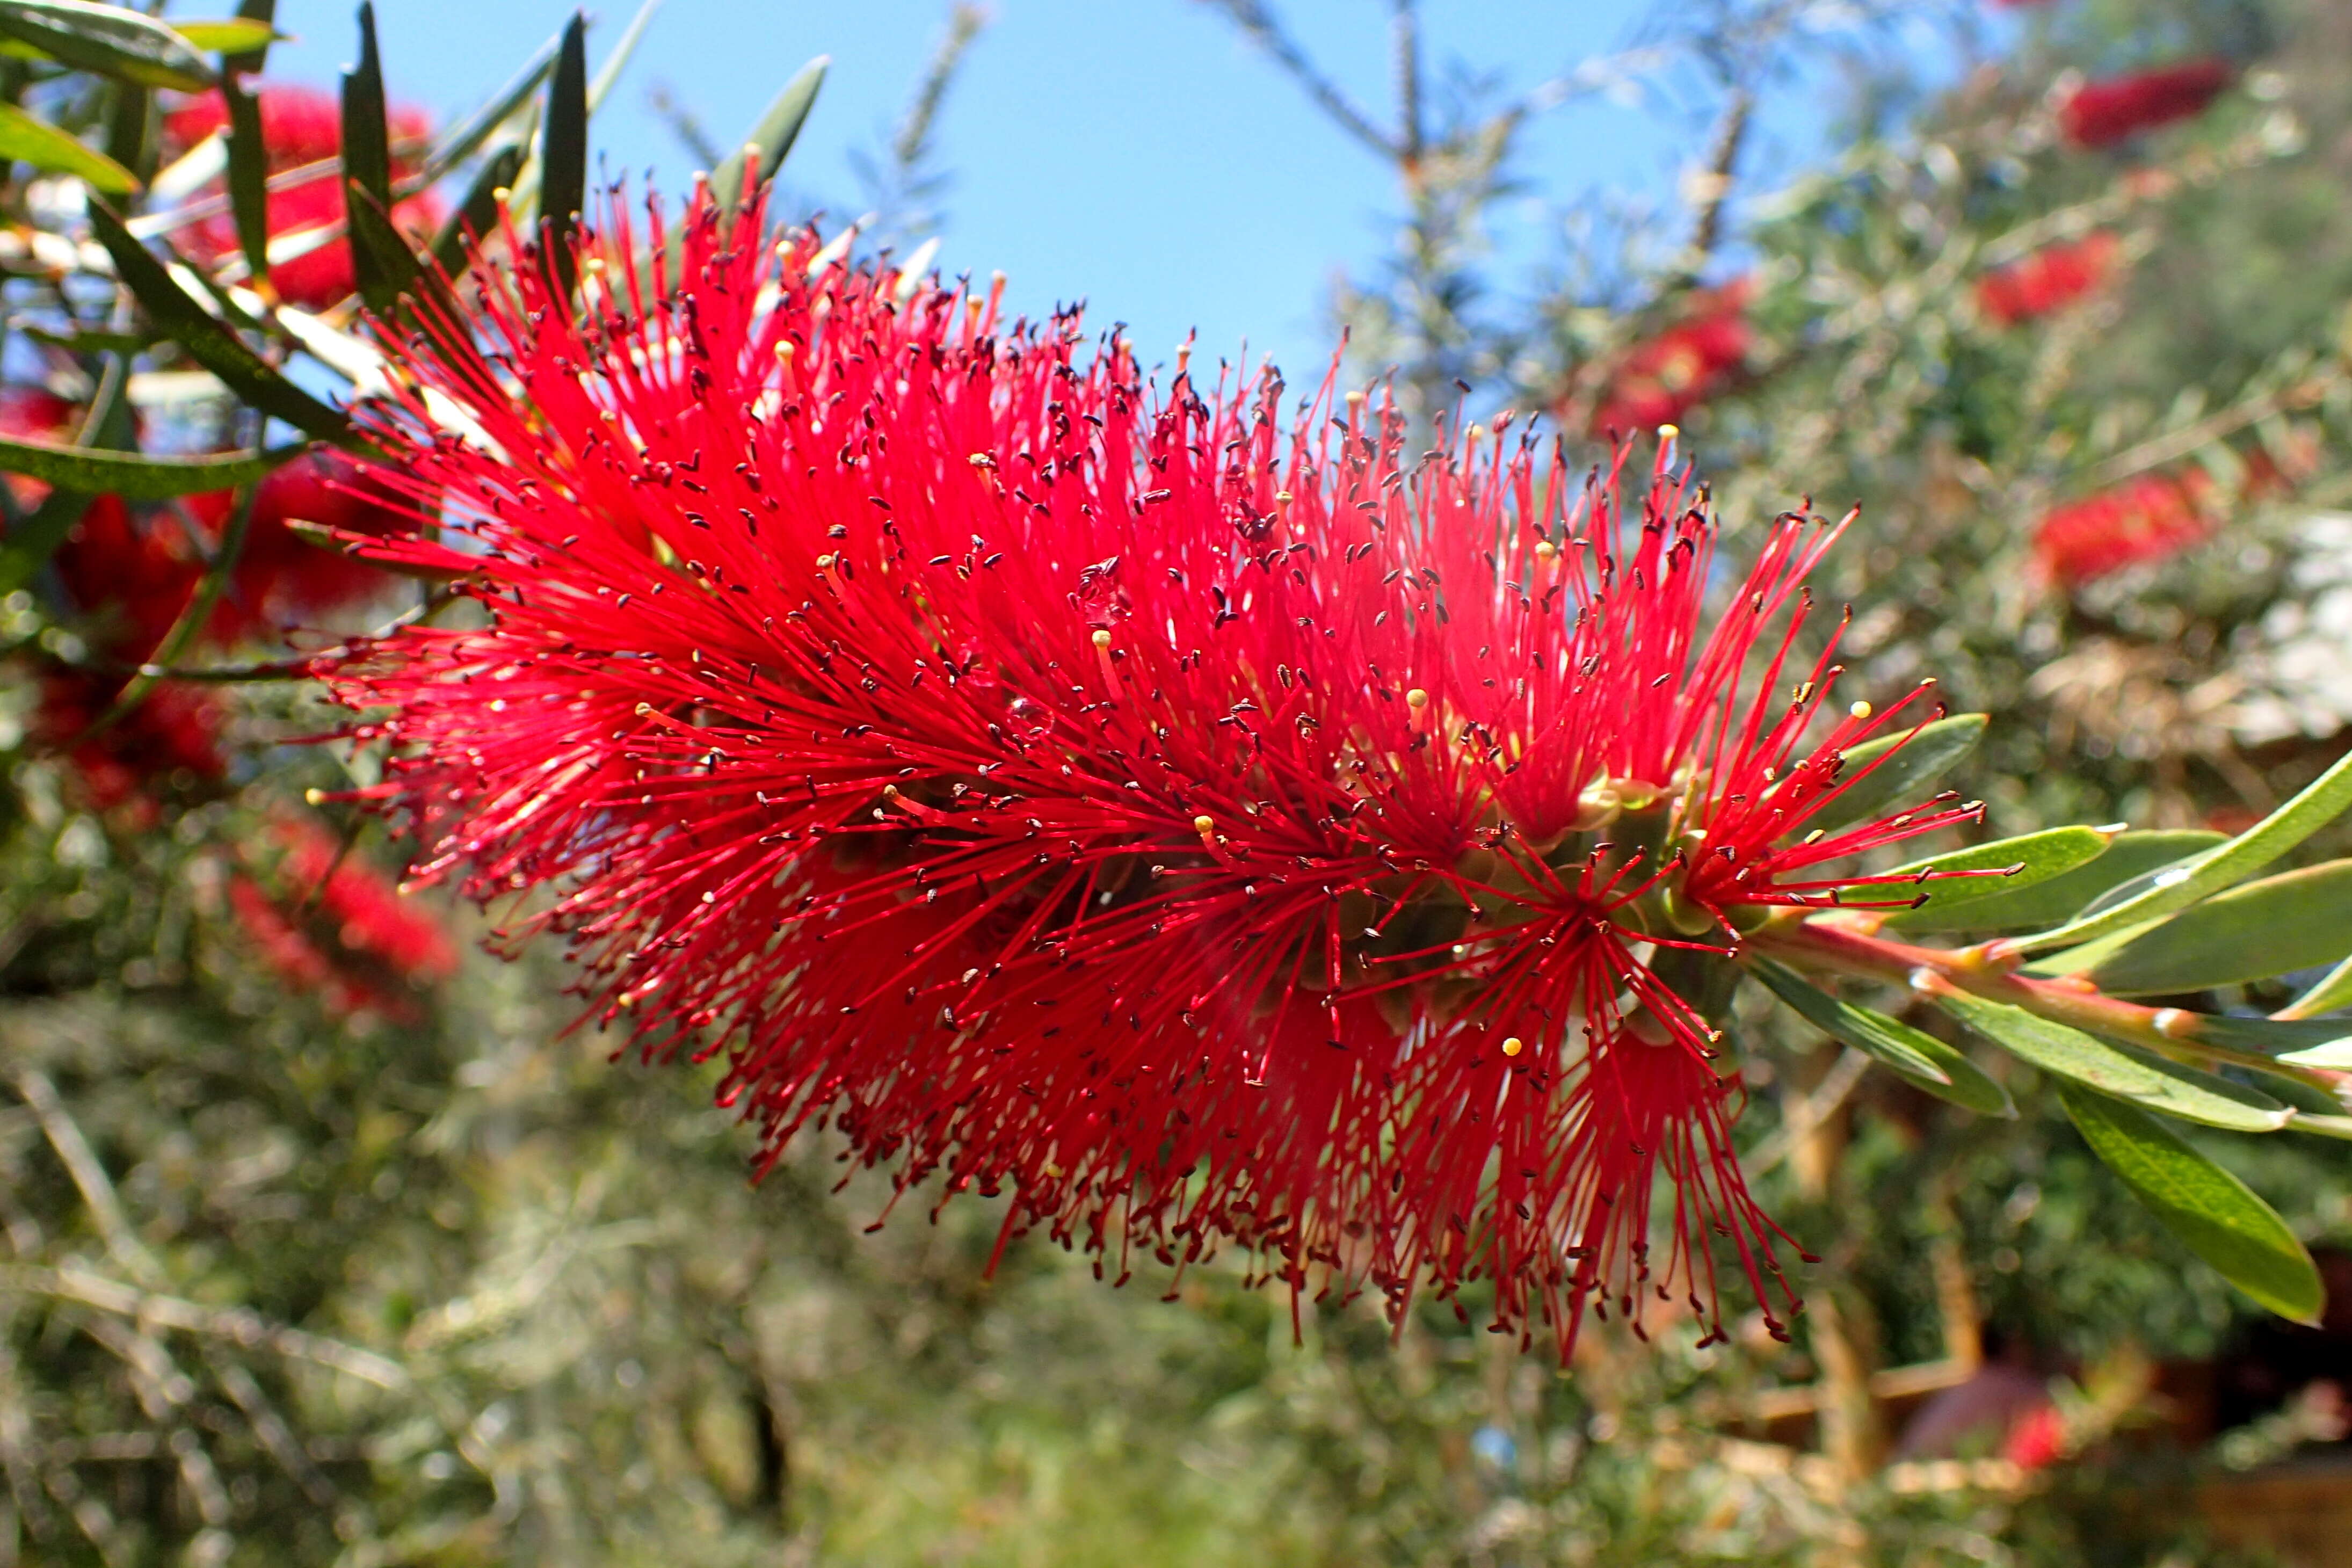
[[0, 432, 301, 498], [221, 71, 269, 282], [1920, 830, 2224, 935], [2057, 1081, 2321, 1323], [169, 18, 277, 54], [0, 0, 213, 89], [2277, 953, 2352, 1023], [99, 76, 150, 186], [86, 201, 350, 444], [222, 0, 274, 76], [1934, 991, 2292, 1131], [430, 141, 522, 281], [2007, 745, 2352, 956], [707, 55, 828, 215], [0, 99, 135, 191], [1797, 712, 1986, 838], [339, 3, 393, 314], [2189, 1014, 2352, 1063], [418, 31, 557, 184], [2081, 860, 2352, 996], [344, 180, 419, 318], [1750, 959, 2015, 1116], [540, 11, 587, 302], [1879, 826, 2113, 932]]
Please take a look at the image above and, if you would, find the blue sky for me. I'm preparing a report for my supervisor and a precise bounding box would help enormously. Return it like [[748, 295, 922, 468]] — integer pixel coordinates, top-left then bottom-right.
[[257, 1, 1973, 379]]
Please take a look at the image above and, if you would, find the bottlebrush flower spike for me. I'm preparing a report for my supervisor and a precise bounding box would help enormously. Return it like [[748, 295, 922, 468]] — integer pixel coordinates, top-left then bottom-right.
[[2057, 61, 2233, 149], [163, 83, 445, 309], [1977, 233, 2121, 325], [228, 814, 458, 1019], [323, 190, 1986, 1356], [1588, 280, 1752, 437], [2032, 469, 2217, 588]]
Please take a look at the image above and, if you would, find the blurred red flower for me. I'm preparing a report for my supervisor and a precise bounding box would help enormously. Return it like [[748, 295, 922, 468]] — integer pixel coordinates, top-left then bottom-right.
[[2032, 469, 2217, 587], [1589, 280, 1752, 435], [228, 814, 458, 1018], [162, 83, 445, 309], [1976, 233, 2120, 325], [2058, 61, 2232, 149]]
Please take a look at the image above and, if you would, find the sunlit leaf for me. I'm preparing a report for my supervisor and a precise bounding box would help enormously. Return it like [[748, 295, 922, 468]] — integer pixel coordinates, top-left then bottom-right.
[[1879, 826, 2111, 932], [2007, 746, 2352, 955], [0, 100, 136, 192], [0, 431, 301, 498], [1750, 960, 2016, 1116], [1918, 829, 2222, 935], [1935, 991, 2291, 1131], [707, 54, 829, 215], [2057, 1082, 2321, 1323], [2082, 860, 2352, 996], [0, 0, 213, 89]]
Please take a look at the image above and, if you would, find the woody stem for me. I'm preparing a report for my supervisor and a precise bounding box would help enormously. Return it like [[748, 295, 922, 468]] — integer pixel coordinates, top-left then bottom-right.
[[1742, 914, 2342, 1093]]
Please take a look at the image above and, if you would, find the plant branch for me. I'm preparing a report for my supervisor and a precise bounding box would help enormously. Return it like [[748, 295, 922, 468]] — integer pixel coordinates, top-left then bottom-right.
[[1747, 917, 2343, 1093], [1195, 0, 1399, 160]]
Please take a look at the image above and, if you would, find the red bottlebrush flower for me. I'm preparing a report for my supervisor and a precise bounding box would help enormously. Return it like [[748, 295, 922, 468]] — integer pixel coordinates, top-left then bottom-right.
[[2031, 469, 2217, 588], [194, 448, 422, 640], [227, 814, 458, 1017], [323, 192, 1981, 1355], [33, 671, 227, 810], [2001, 1402, 2067, 1470], [1589, 280, 1752, 437], [2057, 61, 2232, 149], [161, 84, 445, 309], [1976, 233, 2120, 325]]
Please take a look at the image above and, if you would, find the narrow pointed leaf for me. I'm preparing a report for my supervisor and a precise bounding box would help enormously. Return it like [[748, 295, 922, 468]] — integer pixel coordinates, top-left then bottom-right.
[[170, 18, 277, 54], [1750, 959, 2016, 1116], [1926, 830, 2224, 935], [221, 72, 270, 281], [345, 179, 418, 317], [100, 76, 150, 185], [0, 100, 136, 192], [1935, 991, 2291, 1131], [87, 202, 350, 444], [540, 11, 587, 302], [2008, 745, 2352, 955], [2057, 1082, 2321, 1323], [2186, 1014, 2352, 1063], [1880, 826, 2111, 932], [2277, 953, 2352, 1023], [708, 55, 828, 214], [0, 432, 301, 498], [0, 0, 213, 89], [2082, 860, 2352, 996], [340, 3, 391, 309], [1797, 712, 1986, 837], [222, 0, 274, 76]]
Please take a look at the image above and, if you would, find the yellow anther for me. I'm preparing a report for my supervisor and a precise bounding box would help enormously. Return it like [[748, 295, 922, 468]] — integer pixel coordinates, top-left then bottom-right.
[[1657, 423, 1680, 441], [1534, 539, 1558, 561], [583, 256, 606, 274], [491, 186, 512, 204], [1091, 629, 1113, 649], [815, 553, 835, 569], [1193, 814, 1216, 836], [303, 787, 326, 805], [1849, 700, 1874, 721], [1501, 1036, 1524, 1058]]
